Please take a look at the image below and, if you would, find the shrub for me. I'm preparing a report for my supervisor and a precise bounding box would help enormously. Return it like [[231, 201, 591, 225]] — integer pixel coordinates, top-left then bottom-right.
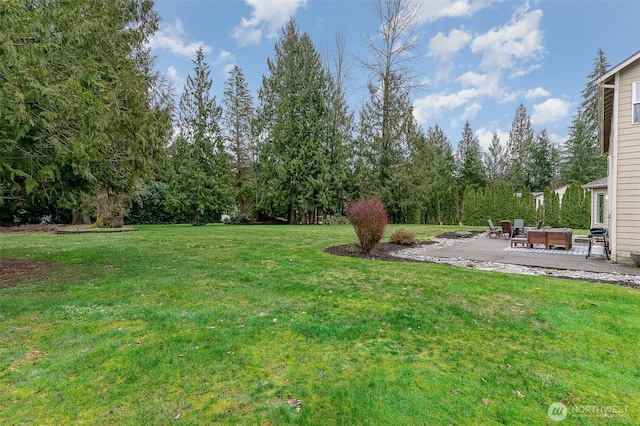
[[232, 213, 250, 224], [322, 214, 350, 225], [389, 228, 416, 245], [345, 197, 388, 253]]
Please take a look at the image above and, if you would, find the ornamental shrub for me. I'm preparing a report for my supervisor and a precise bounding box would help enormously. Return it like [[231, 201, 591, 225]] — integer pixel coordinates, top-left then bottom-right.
[[345, 197, 388, 253], [322, 214, 350, 225], [389, 228, 416, 245]]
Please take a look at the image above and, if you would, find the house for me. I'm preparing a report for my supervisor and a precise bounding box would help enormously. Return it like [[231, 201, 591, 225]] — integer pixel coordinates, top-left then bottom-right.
[[518, 184, 570, 210], [582, 177, 608, 229], [597, 49, 640, 264]]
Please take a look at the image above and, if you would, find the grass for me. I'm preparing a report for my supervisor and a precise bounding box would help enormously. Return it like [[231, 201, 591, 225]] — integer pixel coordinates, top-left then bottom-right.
[[0, 224, 639, 425]]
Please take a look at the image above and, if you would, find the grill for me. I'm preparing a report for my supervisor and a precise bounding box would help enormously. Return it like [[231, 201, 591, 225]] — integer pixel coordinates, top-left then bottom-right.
[[586, 227, 610, 260]]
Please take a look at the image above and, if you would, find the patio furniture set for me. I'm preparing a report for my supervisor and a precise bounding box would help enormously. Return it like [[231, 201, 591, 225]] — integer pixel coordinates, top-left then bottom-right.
[[486, 219, 573, 251]]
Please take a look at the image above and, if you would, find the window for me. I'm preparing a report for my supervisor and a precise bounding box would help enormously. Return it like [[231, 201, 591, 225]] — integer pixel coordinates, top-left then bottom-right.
[[597, 193, 605, 224], [634, 82, 640, 124]]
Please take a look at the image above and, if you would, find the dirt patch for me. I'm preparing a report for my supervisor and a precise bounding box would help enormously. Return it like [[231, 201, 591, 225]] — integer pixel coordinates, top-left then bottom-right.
[[0, 258, 57, 289]]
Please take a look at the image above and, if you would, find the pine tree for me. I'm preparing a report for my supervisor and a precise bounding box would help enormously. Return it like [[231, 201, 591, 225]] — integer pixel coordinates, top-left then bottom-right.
[[506, 103, 535, 189], [517, 187, 536, 226], [560, 183, 583, 228], [456, 120, 488, 190], [561, 116, 605, 184], [222, 65, 255, 216], [320, 34, 354, 219], [541, 187, 561, 227], [561, 50, 609, 183], [423, 124, 456, 224], [462, 186, 477, 226], [1, 0, 170, 222], [255, 19, 334, 223], [484, 132, 507, 184], [357, 0, 424, 223], [440, 185, 459, 225], [167, 48, 233, 225], [357, 72, 417, 222], [529, 129, 555, 192]]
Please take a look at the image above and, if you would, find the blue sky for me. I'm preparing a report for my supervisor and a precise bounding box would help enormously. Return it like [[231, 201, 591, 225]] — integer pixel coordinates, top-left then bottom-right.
[[150, 0, 640, 150]]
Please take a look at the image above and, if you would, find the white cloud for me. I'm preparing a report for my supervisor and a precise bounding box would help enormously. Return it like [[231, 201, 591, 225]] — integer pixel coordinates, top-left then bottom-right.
[[223, 63, 236, 76], [524, 87, 550, 99], [232, 0, 308, 46], [429, 28, 472, 61], [413, 0, 498, 23], [547, 132, 566, 147], [476, 127, 509, 150], [166, 66, 184, 95], [167, 65, 180, 81], [413, 87, 483, 125], [148, 19, 211, 58], [531, 98, 571, 125], [215, 50, 236, 65], [463, 103, 482, 119], [470, 6, 544, 74]]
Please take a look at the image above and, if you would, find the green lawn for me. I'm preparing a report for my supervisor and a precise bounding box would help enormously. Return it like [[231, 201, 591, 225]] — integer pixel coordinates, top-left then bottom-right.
[[1, 224, 638, 425]]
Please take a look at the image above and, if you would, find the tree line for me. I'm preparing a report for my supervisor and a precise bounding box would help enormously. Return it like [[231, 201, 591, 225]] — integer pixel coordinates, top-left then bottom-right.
[[1, 0, 608, 226]]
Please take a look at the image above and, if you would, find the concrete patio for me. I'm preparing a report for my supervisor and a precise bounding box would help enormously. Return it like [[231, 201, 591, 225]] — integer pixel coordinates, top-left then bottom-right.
[[395, 233, 640, 280]]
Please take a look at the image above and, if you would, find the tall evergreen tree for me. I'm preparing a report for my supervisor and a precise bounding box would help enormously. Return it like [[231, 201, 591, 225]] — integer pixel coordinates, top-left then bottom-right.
[[483, 132, 507, 185], [456, 120, 487, 190], [222, 65, 255, 216], [255, 19, 334, 223], [0, 0, 170, 222], [506, 103, 535, 189], [423, 124, 456, 224], [529, 129, 555, 192], [167, 48, 233, 225], [561, 116, 605, 184], [357, 0, 423, 223], [357, 73, 417, 221], [561, 50, 609, 183], [321, 33, 354, 218]]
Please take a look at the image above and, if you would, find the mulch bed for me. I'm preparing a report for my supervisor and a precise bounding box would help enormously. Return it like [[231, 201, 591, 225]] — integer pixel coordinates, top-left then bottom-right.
[[324, 230, 484, 262], [0, 224, 59, 234]]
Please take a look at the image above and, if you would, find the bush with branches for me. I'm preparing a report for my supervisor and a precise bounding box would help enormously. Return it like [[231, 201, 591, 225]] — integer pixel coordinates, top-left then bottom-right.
[[346, 197, 388, 253], [389, 228, 416, 245]]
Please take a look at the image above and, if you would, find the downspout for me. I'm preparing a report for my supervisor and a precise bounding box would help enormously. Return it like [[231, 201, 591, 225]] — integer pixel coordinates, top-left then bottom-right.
[[609, 74, 620, 262]]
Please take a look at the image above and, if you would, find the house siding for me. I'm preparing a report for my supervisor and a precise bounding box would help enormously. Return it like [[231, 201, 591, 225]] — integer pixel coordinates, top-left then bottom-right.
[[614, 60, 640, 263]]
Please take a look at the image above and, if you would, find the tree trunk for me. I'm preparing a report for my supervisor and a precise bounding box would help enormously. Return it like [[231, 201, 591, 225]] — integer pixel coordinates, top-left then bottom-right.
[[95, 192, 125, 228], [289, 205, 296, 224], [71, 212, 92, 225]]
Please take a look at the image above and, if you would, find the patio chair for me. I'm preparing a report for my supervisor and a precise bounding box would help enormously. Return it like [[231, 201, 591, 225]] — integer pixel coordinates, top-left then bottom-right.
[[513, 218, 524, 236], [486, 219, 502, 238], [501, 220, 512, 238], [524, 220, 544, 237]]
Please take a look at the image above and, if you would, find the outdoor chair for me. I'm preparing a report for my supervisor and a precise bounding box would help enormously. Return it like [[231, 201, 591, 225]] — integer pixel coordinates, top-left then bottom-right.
[[486, 219, 502, 238], [501, 220, 512, 238], [524, 220, 544, 237], [510, 234, 528, 247], [513, 218, 524, 236]]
